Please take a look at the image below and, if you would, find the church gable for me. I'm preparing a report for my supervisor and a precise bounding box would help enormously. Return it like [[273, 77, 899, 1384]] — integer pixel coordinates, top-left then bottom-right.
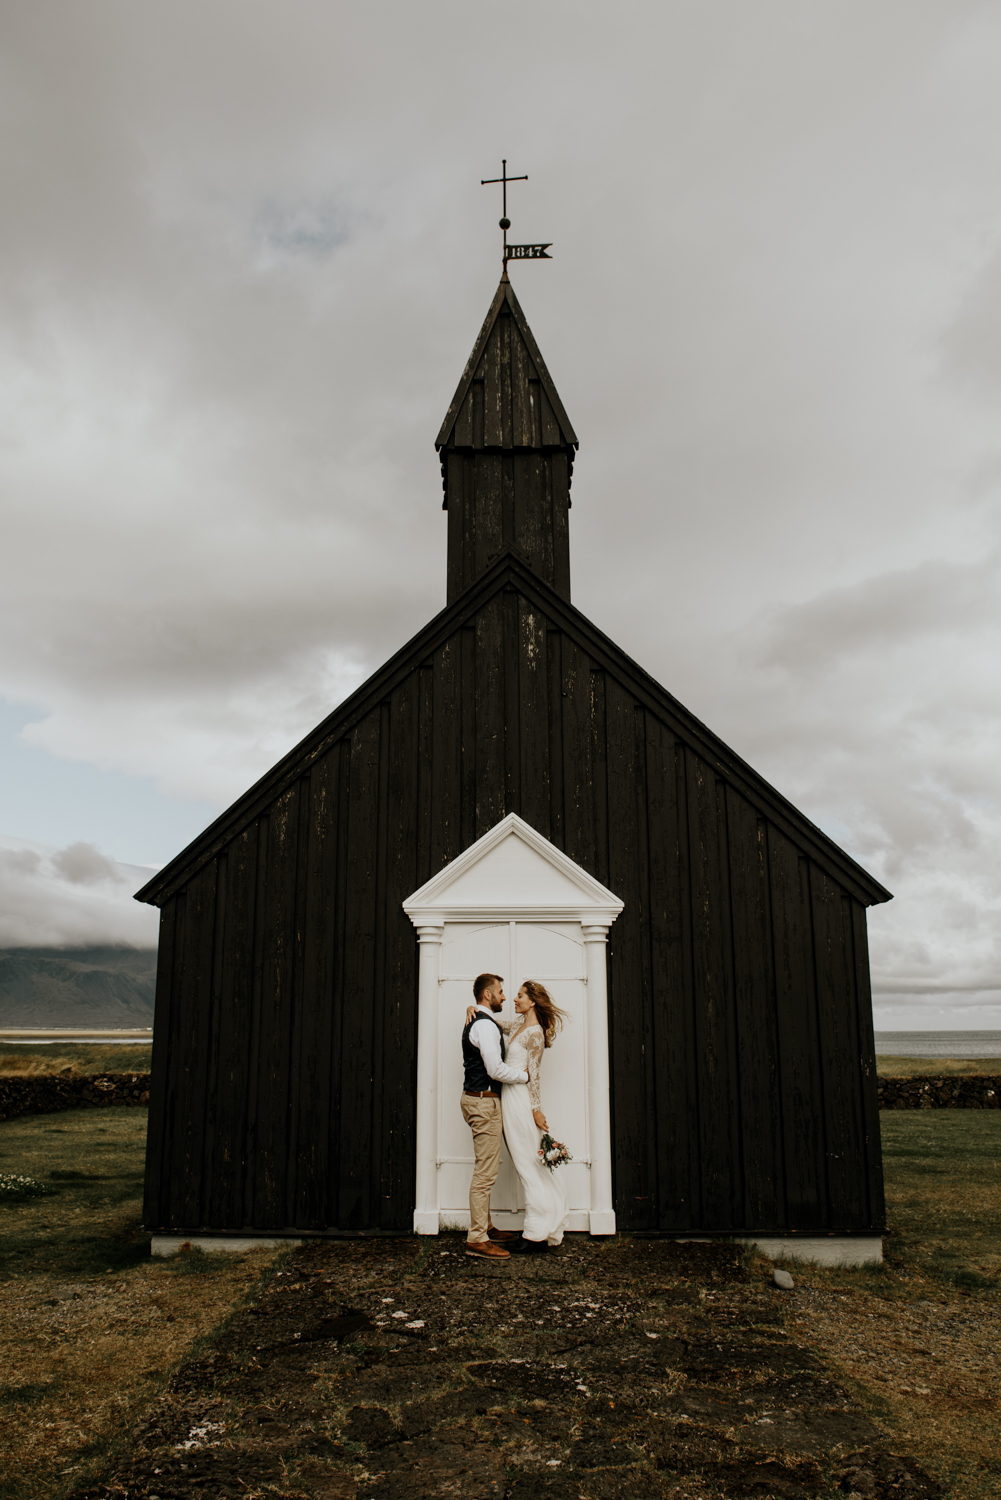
[[137, 549, 888, 912]]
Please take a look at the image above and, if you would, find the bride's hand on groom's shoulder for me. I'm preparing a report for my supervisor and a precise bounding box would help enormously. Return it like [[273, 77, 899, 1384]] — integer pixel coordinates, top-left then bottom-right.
[[465, 1006, 476, 1025]]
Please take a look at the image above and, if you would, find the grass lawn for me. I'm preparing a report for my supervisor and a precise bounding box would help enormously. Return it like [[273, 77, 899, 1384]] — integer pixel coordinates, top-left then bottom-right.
[[877, 1055, 1001, 1077], [0, 1044, 153, 1077], [881, 1111, 1001, 1291], [779, 1112, 1001, 1500], [0, 1107, 281, 1500]]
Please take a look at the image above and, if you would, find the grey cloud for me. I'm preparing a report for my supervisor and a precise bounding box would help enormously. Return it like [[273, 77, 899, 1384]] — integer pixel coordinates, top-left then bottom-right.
[[0, 840, 158, 948], [255, 198, 354, 260], [4, 848, 42, 877], [51, 841, 124, 886], [752, 558, 998, 677], [940, 245, 1001, 395]]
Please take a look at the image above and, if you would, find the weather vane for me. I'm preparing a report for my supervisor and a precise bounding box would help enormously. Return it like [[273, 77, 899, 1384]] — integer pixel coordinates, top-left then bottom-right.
[[481, 159, 552, 276]]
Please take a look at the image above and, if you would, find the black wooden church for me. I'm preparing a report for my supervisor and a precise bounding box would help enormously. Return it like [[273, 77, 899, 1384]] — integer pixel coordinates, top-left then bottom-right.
[[137, 273, 891, 1243]]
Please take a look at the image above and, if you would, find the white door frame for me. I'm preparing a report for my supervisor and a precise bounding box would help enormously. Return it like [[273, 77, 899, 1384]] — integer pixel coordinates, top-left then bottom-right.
[[403, 813, 624, 1236]]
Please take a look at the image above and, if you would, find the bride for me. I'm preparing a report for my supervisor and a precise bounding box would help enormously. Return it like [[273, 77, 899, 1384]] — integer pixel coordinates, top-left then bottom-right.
[[468, 980, 570, 1254]]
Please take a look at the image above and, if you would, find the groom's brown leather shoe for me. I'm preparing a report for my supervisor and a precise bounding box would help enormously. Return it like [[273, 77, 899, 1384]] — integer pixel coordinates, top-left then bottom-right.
[[487, 1227, 521, 1242], [465, 1240, 511, 1259]]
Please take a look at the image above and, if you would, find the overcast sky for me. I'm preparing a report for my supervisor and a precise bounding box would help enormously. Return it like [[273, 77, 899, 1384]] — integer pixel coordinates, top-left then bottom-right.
[[1, 2, 998, 1028]]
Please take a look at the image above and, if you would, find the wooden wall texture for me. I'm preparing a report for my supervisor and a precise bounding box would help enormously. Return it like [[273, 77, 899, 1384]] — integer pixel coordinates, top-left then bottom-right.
[[141, 555, 888, 1237]]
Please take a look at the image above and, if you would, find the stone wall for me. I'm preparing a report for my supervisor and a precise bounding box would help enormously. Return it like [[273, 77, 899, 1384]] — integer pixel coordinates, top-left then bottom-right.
[[877, 1075, 1000, 1109], [0, 1072, 150, 1122], [0, 1072, 998, 1123]]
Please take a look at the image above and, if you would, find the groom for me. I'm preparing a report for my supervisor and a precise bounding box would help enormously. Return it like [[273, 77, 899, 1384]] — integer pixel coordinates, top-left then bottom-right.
[[461, 973, 529, 1261]]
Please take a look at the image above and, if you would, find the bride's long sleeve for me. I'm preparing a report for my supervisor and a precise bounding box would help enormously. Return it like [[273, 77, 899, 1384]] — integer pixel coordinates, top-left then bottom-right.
[[524, 1029, 545, 1111]]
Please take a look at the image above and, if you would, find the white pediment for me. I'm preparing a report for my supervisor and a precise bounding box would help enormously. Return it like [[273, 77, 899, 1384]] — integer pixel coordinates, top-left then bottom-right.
[[403, 813, 623, 924]]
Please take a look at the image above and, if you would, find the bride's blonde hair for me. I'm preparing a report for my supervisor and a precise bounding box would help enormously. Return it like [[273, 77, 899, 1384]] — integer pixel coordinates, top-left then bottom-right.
[[521, 981, 568, 1049]]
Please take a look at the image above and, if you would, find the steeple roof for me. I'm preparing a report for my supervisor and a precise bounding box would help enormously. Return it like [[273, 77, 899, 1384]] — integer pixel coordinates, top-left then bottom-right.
[[436, 278, 578, 451]]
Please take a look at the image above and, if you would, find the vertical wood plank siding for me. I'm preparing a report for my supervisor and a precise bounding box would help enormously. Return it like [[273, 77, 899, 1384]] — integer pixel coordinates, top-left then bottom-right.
[[444, 447, 572, 603], [144, 589, 885, 1236]]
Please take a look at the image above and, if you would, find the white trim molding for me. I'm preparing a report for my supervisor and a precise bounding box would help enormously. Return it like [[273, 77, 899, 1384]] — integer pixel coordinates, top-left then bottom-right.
[[403, 814, 624, 1238], [413, 922, 445, 1237], [581, 923, 616, 1236], [403, 813, 624, 929]]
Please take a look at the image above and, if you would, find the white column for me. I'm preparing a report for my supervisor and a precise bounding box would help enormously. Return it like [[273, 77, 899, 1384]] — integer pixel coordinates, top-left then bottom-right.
[[582, 921, 616, 1235], [413, 922, 444, 1234]]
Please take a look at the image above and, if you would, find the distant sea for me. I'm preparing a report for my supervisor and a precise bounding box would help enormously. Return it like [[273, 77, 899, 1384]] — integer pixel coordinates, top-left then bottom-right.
[[874, 1031, 1001, 1058]]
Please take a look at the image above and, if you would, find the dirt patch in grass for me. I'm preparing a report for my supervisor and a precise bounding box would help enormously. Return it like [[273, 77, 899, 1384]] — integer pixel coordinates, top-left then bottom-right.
[[0, 1106, 281, 1499], [876, 1057, 1001, 1078], [0, 1045, 153, 1078], [55, 1236, 946, 1500], [3, 1108, 998, 1499]]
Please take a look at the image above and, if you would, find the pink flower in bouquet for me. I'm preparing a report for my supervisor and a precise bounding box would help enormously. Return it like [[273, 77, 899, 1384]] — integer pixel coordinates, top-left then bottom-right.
[[537, 1131, 573, 1172]]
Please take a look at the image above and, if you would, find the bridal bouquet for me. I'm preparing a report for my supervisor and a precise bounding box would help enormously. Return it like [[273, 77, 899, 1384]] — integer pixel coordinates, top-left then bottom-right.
[[538, 1132, 572, 1172]]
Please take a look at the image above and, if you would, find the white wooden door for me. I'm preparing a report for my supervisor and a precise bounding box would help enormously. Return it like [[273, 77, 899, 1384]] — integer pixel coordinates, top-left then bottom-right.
[[437, 919, 591, 1232]]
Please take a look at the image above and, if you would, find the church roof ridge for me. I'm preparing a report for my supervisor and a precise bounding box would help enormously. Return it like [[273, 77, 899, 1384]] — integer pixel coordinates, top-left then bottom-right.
[[134, 548, 892, 911], [435, 278, 578, 451]]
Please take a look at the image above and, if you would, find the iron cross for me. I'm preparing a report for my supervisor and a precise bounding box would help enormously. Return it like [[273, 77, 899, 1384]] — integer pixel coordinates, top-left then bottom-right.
[[481, 158, 527, 270], [480, 160, 552, 273], [481, 158, 528, 228]]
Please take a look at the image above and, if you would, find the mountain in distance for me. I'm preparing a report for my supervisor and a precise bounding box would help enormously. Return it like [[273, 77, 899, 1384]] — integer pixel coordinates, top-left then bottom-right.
[[0, 946, 158, 1028]]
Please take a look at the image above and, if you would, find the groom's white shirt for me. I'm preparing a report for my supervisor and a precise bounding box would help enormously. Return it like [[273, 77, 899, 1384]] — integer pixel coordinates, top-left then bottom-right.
[[468, 1004, 529, 1085]]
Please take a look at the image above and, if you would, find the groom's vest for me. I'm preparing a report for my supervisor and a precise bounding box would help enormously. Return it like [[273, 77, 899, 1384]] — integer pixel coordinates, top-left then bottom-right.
[[462, 1012, 506, 1094]]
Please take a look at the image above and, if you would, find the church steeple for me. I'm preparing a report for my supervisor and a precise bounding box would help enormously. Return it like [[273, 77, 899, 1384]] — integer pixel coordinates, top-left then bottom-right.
[[436, 279, 578, 603]]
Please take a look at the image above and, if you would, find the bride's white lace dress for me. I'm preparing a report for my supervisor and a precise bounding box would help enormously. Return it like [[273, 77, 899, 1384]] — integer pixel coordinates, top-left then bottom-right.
[[502, 1023, 569, 1245]]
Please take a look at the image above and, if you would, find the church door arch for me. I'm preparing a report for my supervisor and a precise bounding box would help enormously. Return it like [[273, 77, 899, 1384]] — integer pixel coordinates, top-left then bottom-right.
[[403, 814, 623, 1236]]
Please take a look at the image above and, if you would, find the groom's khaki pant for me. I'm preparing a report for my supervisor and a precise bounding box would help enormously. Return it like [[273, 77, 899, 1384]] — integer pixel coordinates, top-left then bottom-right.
[[460, 1092, 503, 1242]]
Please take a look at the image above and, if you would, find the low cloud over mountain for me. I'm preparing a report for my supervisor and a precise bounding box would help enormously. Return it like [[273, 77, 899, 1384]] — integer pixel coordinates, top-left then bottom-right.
[[0, 836, 159, 949]]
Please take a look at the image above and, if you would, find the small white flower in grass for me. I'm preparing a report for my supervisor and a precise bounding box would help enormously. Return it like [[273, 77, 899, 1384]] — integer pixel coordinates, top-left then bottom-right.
[[175, 1422, 224, 1452]]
